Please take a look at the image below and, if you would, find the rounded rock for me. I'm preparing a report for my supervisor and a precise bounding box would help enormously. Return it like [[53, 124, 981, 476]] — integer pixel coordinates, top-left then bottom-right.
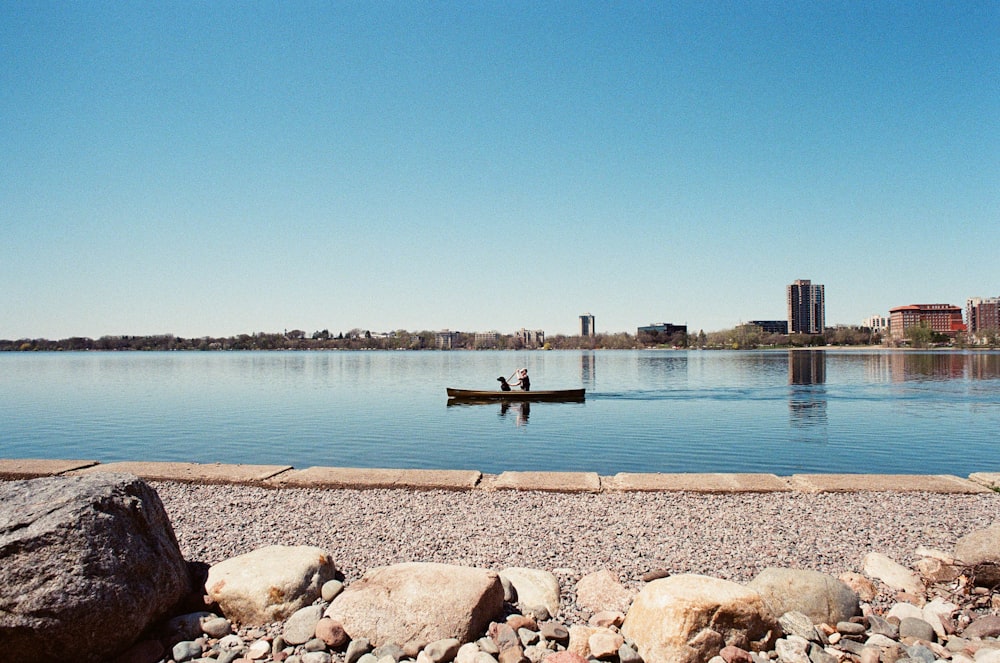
[[202, 616, 233, 638], [322, 579, 345, 602], [219, 650, 245, 663], [303, 652, 334, 663], [424, 638, 462, 663], [836, 621, 866, 636], [540, 622, 569, 645], [248, 639, 272, 660], [317, 617, 350, 648], [899, 617, 936, 643], [285, 605, 326, 646], [218, 634, 245, 651], [347, 639, 374, 663], [172, 640, 204, 663]]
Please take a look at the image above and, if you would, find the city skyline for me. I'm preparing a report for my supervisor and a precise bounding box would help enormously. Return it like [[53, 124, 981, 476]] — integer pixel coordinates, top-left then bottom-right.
[[2, 3, 997, 339]]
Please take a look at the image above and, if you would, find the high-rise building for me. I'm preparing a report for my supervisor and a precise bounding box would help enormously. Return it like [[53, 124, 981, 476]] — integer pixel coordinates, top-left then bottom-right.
[[787, 279, 825, 334], [580, 314, 595, 337], [967, 297, 1000, 336]]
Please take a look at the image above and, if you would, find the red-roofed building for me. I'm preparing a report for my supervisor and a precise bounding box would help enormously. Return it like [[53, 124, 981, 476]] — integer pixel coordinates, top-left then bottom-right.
[[889, 304, 965, 342]]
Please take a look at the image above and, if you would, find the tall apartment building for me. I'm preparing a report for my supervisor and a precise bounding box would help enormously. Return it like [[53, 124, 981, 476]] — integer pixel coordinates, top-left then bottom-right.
[[514, 328, 545, 347], [580, 314, 595, 337], [787, 279, 825, 334], [967, 297, 1000, 336], [888, 304, 965, 341]]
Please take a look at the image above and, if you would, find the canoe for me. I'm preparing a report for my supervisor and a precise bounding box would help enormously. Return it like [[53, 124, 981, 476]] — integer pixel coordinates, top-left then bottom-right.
[[446, 388, 585, 402]]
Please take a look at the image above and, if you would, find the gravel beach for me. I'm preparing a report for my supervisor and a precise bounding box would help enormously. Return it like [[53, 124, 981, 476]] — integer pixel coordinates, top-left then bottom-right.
[[152, 481, 998, 625]]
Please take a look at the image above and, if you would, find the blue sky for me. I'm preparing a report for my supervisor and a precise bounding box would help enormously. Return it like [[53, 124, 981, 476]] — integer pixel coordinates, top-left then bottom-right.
[[2, 2, 997, 339]]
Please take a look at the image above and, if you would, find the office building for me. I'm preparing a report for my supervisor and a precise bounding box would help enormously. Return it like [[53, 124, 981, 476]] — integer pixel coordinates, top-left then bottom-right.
[[787, 279, 825, 334], [580, 314, 595, 337], [967, 297, 1000, 336], [888, 304, 965, 341], [750, 320, 788, 334], [637, 322, 687, 335]]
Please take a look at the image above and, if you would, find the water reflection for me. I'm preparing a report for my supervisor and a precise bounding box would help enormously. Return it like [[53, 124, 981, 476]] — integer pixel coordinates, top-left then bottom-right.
[[872, 351, 1000, 382], [580, 352, 596, 386], [500, 401, 531, 427], [968, 353, 1000, 380], [788, 350, 828, 439], [891, 353, 966, 381]]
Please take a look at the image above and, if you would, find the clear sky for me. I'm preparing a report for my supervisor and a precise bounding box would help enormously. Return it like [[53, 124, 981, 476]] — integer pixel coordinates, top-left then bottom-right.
[[2, 2, 997, 339]]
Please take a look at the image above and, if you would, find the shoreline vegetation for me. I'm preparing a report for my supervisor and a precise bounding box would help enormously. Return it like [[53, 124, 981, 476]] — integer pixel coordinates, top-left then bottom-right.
[[2, 325, 995, 352]]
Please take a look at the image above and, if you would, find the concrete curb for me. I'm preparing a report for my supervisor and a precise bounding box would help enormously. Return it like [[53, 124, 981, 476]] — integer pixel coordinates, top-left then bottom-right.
[[65, 461, 294, 484], [267, 466, 482, 491], [603, 473, 793, 492], [1, 459, 997, 494]]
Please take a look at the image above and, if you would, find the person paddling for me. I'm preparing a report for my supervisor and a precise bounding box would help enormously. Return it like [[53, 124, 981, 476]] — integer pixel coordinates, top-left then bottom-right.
[[509, 368, 530, 391]]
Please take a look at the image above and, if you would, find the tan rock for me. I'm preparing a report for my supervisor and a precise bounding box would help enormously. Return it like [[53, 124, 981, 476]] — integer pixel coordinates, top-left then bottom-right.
[[886, 602, 923, 622], [915, 547, 956, 564], [621, 574, 779, 663], [954, 523, 1000, 566], [720, 645, 754, 663], [455, 643, 481, 663], [544, 652, 589, 663], [589, 630, 625, 659], [838, 572, 878, 602], [747, 568, 859, 625], [914, 558, 961, 584], [567, 625, 597, 658], [589, 611, 625, 628], [499, 568, 560, 618], [922, 598, 958, 639], [324, 562, 504, 657], [862, 552, 924, 596], [859, 646, 880, 663], [506, 615, 538, 632], [206, 545, 336, 625], [575, 569, 635, 614]]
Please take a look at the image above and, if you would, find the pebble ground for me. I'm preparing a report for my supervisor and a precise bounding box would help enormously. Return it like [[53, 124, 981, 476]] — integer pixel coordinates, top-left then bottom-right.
[[152, 482, 998, 625]]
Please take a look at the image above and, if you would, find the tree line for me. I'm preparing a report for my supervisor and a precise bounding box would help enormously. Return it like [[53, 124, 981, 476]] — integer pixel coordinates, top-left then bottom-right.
[[0, 324, 912, 352]]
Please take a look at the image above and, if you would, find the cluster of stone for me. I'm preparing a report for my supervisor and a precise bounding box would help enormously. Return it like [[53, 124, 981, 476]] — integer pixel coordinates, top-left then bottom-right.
[[122, 543, 1000, 663], [1, 473, 998, 663]]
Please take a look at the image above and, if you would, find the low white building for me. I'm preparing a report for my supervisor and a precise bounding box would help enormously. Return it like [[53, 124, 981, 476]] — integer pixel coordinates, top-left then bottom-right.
[[862, 315, 889, 334]]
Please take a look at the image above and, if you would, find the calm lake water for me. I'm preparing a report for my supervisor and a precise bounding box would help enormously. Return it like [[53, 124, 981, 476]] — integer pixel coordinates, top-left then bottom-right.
[[2, 350, 999, 475]]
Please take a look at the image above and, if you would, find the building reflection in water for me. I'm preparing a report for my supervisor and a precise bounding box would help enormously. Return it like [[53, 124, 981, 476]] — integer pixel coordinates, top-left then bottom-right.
[[967, 352, 1000, 380], [890, 352, 966, 382], [580, 351, 596, 387], [788, 350, 828, 440]]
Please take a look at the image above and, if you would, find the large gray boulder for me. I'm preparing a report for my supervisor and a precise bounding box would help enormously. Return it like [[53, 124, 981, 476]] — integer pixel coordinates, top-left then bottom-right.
[[0, 473, 191, 663], [621, 574, 779, 663], [325, 562, 505, 657], [747, 567, 860, 625], [206, 545, 337, 625]]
